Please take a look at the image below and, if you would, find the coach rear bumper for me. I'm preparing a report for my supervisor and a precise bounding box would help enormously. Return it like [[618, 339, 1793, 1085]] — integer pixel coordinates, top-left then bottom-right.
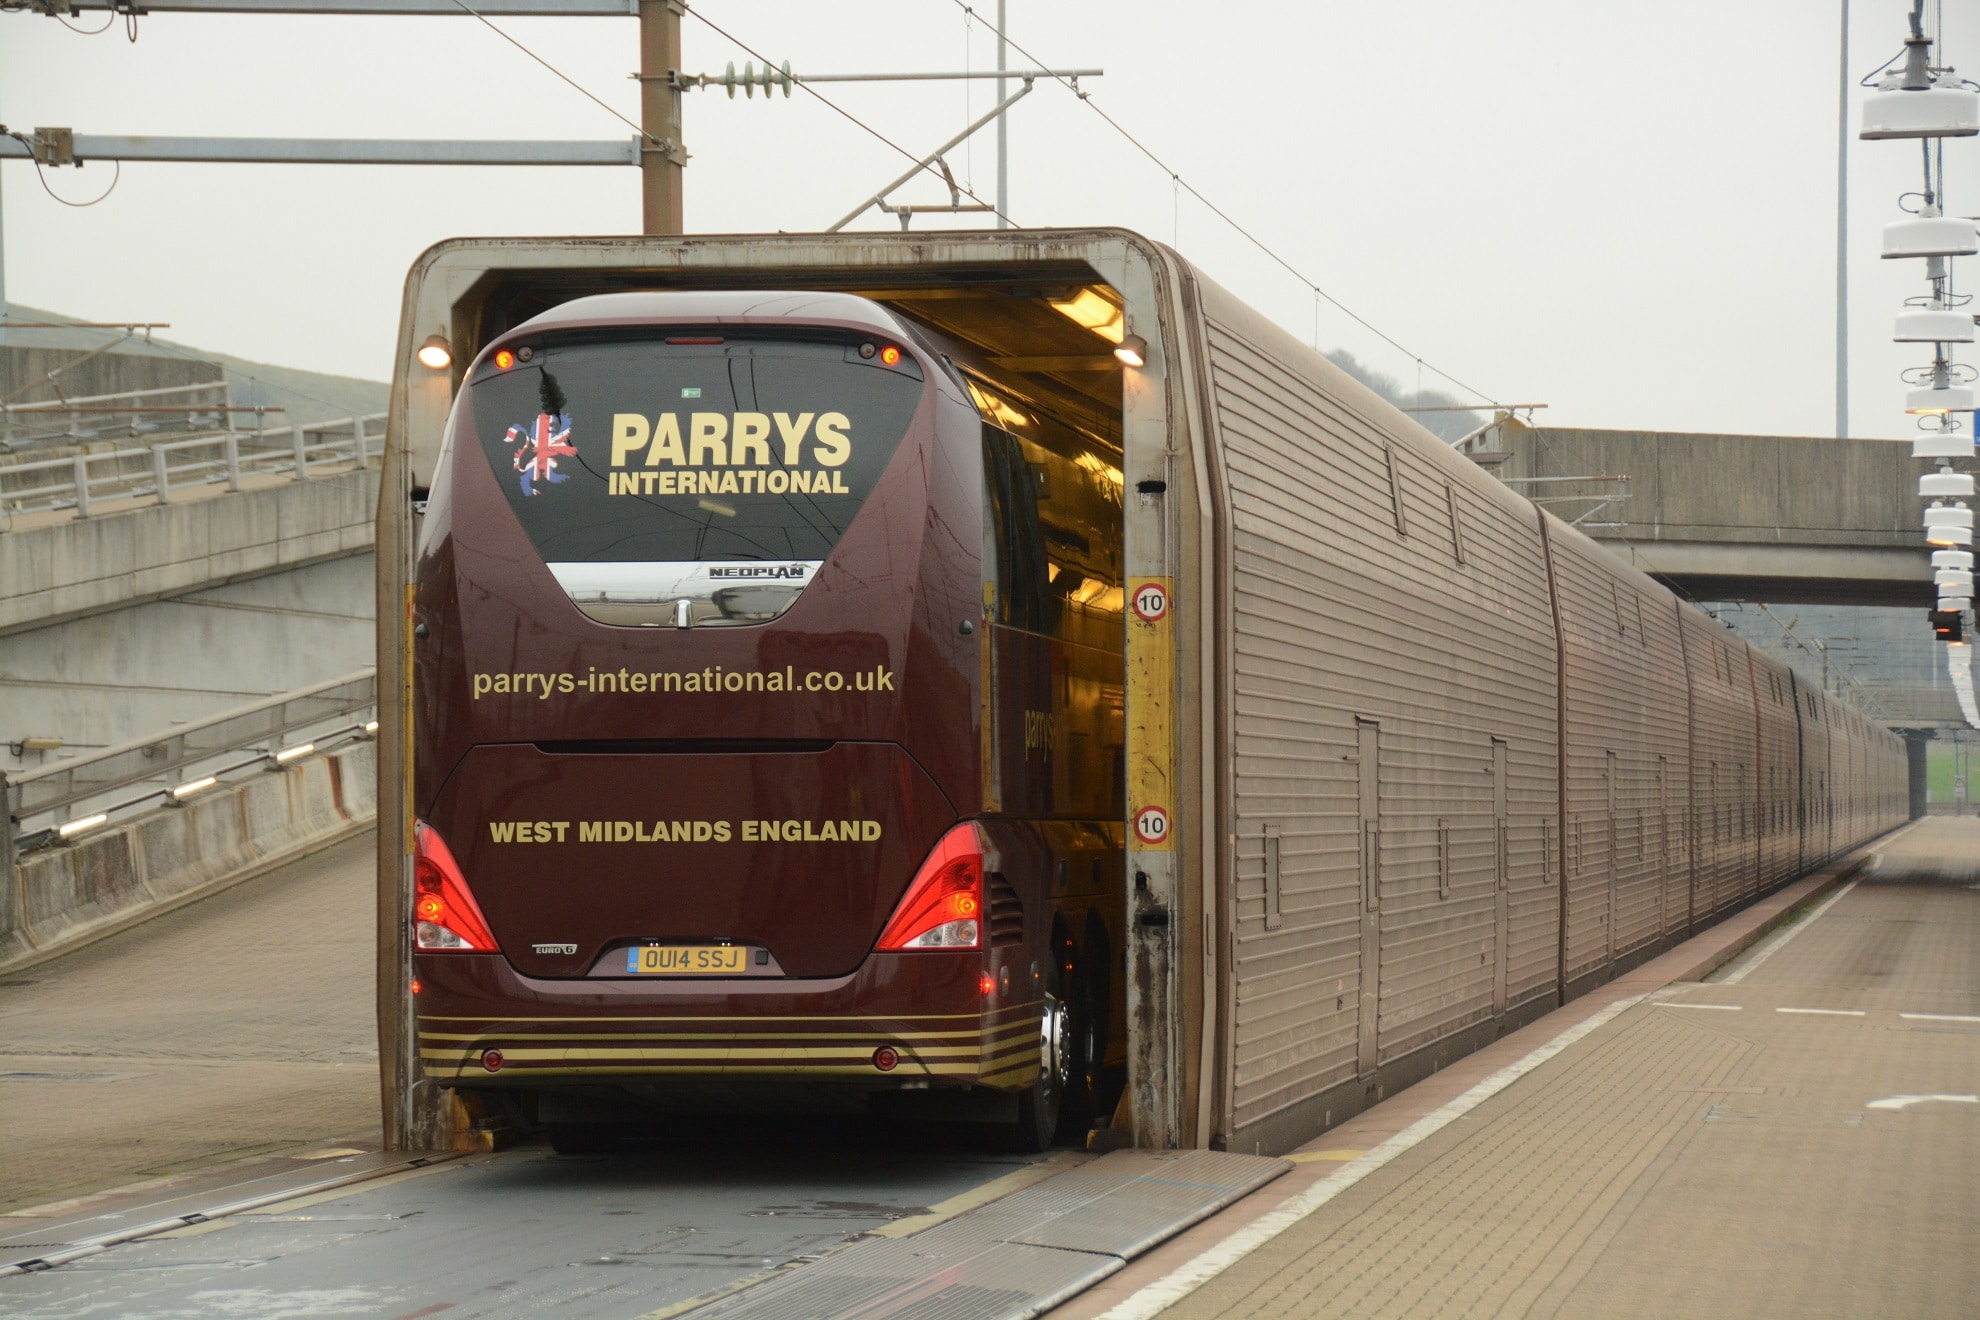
[[413, 947, 1044, 1091]]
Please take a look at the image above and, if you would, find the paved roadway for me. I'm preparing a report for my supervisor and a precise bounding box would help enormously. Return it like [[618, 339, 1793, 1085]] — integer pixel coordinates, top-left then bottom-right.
[[7, 820, 1972, 1319], [1064, 818, 1979, 1320], [0, 831, 1055, 1319], [0, 834, 381, 1216]]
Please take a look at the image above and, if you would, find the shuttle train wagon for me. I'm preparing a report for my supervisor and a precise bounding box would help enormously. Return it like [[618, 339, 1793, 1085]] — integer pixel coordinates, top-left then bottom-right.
[[381, 230, 1907, 1157]]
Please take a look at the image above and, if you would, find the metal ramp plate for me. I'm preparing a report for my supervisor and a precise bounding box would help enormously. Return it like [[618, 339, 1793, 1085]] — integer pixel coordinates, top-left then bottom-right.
[[686, 1148, 1289, 1320]]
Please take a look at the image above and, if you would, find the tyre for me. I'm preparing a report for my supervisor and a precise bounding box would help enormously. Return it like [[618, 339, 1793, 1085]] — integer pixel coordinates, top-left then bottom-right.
[[1007, 977, 1069, 1152]]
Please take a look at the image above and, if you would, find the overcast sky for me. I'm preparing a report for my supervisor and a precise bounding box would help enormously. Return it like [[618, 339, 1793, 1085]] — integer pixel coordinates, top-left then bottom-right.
[[2, 0, 1974, 439]]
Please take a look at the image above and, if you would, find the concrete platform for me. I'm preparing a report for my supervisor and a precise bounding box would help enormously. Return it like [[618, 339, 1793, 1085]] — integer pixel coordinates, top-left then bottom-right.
[[1060, 820, 1979, 1320]]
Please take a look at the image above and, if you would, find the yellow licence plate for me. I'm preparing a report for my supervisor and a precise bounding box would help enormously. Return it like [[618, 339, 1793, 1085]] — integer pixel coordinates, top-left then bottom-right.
[[626, 944, 747, 975]]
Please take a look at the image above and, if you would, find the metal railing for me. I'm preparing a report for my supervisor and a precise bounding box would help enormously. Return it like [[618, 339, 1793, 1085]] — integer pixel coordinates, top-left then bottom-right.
[[3, 669, 379, 862], [0, 380, 262, 450], [0, 414, 384, 527]]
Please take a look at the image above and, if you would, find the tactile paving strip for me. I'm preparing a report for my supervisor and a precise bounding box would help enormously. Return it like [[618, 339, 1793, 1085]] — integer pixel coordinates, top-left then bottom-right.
[[687, 1148, 1289, 1320]]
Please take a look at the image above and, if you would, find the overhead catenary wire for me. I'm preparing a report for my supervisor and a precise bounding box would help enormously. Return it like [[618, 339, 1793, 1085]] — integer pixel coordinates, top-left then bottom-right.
[[947, 0, 1503, 409], [443, 0, 660, 145], [688, 5, 1015, 226]]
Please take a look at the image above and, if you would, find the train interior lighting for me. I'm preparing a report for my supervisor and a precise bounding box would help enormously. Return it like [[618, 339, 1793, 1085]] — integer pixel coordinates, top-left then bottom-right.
[[1045, 285, 1126, 343]]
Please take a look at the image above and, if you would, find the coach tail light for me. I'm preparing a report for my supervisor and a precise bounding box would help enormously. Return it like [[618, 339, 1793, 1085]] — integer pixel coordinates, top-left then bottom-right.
[[876, 823, 986, 951], [413, 821, 500, 952]]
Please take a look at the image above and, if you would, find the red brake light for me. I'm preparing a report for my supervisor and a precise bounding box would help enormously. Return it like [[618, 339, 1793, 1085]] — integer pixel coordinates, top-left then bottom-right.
[[879, 344, 902, 366], [413, 821, 500, 952], [876, 822, 984, 951]]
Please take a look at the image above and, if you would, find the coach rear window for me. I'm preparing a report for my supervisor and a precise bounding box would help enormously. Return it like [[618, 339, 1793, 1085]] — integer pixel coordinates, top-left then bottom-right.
[[468, 336, 923, 564]]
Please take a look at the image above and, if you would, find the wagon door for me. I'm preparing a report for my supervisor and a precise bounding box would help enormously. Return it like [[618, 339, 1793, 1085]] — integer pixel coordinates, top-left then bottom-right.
[[1356, 718, 1382, 1077], [1492, 738, 1510, 1015]]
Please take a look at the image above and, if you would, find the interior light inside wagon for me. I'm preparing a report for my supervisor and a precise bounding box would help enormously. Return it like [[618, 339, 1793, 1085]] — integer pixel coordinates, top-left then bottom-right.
[[1046, 286, 1126, 344]]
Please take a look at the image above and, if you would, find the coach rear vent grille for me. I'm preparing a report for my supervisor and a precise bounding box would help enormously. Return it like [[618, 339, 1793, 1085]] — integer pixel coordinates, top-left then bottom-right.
[[989, 873, 1023, 947]]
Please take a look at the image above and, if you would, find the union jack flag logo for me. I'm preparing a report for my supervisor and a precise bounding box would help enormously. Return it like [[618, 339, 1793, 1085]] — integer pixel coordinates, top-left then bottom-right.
[[505, 371, 575, 497]]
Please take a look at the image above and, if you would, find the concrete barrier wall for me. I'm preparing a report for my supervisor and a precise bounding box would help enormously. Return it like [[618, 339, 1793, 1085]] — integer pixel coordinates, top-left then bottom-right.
[[0, 465, 379, 638], [0, 741, 375, 972]]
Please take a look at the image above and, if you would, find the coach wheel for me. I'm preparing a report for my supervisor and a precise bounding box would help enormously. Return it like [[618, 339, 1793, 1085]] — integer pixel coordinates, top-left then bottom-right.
[[1009, 973, 1068, 1152], [547, 1123, 626, 1155], [1057, 957, 1106, 1139], [1078, 914, 1114, 1126]]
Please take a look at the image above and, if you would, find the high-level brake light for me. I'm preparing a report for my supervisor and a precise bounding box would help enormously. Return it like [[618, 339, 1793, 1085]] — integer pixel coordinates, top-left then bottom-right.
[[875, 822, 985, 950], [413, 821, 501, 952]]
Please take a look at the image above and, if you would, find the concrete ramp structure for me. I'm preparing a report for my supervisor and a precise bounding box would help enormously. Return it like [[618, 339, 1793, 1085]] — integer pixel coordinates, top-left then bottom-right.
[[1460, 419, 1932, 608]]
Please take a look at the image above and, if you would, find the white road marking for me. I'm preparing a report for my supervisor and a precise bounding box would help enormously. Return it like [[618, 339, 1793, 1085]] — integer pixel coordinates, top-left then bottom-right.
[[1865, 1093, 1980, 1111], [1657, 1003, 1743, 1011], [1899, 1012, 1980, 1024], [1718, 879, 1859, 985], [1775, 1007, 1865, 1017], [1090, 992, 1648, 1320]]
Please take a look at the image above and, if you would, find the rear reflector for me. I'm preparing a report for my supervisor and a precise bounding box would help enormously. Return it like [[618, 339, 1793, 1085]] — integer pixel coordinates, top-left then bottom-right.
[[413, 821, 501, 952], [875, 822, 984, 951]]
